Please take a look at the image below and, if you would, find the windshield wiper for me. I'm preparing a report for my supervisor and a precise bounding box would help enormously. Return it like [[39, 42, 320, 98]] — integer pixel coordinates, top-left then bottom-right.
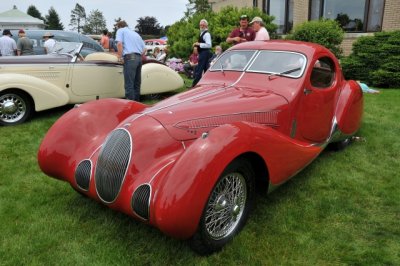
[[268, 67, 301, 80]]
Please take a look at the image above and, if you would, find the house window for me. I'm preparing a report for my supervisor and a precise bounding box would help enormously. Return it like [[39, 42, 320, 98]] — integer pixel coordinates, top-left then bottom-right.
[[310, 0, 385, 32], [253, 0, 258, 8], [264, 0, 294, 34]]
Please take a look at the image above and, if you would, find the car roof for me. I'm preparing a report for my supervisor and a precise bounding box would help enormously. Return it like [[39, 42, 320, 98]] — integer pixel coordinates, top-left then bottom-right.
[[230, 40, 332, 59]]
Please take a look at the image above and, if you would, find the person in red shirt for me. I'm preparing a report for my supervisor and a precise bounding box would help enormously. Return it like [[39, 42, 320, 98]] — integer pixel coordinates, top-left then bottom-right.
[[226, 14, 255, 45], [183, 46, 199, 78]]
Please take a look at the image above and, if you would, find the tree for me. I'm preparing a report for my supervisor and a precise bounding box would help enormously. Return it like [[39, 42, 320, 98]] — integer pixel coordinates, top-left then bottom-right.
[[45, 7, 64, 30], [135, 16, 163, 35], [83, 9, 106, 34], [185, 0, 211, 17], [111, 17, 122, 37], [167, 6, 276, 59], [69, 3, 86, 33], [27, 5, 44, 22]]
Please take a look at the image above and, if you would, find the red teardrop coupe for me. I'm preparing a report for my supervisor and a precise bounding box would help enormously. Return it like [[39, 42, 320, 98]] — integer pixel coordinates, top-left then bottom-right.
[[38, 40, 363, 254]]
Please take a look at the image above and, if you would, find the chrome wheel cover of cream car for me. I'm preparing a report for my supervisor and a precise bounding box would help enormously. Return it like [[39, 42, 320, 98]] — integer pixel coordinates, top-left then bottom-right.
[[0, 93, 27, 123]]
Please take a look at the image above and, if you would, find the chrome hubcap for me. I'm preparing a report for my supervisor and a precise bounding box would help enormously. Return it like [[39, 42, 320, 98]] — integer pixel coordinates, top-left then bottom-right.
[[204, 172, 247, 240], [0, 94, 26, 123]]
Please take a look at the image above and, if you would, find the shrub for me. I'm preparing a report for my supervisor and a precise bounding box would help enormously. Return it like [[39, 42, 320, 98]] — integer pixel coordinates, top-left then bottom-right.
[[286, 19, 344, 58], [341, 30, 400, 88]]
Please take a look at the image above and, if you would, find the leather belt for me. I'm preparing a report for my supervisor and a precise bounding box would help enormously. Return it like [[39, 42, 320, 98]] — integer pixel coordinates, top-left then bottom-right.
[[123, 53, 141, 60]]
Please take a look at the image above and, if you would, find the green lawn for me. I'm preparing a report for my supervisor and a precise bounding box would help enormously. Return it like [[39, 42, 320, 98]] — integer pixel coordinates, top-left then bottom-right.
[[0, 89, 399, 265]]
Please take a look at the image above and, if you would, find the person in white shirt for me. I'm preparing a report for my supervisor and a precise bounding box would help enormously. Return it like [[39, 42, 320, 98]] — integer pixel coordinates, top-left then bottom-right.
[[43, 32, 56, 54], [250, 17, 270, 41], [0, 29, 17, 56]]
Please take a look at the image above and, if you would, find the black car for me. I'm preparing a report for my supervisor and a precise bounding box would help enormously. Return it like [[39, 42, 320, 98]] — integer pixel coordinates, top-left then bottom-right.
[[10, 30, 103, 56]]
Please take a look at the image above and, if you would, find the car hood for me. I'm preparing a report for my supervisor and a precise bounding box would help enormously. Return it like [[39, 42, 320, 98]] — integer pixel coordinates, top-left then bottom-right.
[[144, 84, 289, 141]]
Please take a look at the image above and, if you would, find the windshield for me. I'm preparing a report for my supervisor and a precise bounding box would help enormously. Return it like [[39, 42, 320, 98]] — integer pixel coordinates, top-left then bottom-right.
[[210, 50, 256, 71], [210, 50, 307, 78], [51, 42, 83, 55]]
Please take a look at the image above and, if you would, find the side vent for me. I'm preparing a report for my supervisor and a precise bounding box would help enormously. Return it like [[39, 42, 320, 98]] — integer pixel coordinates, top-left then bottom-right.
[[131, 184, 151, 220], [75, 160, 92, 191]]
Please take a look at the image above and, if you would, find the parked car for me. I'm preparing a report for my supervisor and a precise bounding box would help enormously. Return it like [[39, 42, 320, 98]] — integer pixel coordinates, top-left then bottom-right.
[[10, 30, 104, 56], [38, 40, 363, 254], [145, 38, 167, 54], [0, 42, 184, 126]]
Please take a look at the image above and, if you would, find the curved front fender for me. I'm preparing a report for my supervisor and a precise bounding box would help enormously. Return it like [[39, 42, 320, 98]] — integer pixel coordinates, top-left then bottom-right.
[[0, 73, 69, 111], [152, 122, 323, 239], [152, 122, 252, 239], [38, 98, 148, 183]]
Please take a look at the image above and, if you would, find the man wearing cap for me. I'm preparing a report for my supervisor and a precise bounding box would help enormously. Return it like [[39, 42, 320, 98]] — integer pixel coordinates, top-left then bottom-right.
[[226, 15, 255, 45], [43, 32, 56, 54], [0, 29, 17, 56], [250, 16, 270, 41], [17, 29, 34, 56], [115, 20, 145, 101]]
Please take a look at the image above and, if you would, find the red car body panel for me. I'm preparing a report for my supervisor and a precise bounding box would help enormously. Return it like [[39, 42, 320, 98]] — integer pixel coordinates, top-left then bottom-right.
[[38, 40, 363, 240]]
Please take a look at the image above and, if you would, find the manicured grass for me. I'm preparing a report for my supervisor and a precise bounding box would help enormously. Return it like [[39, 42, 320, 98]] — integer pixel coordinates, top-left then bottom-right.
[[0, 89, 399, 265]]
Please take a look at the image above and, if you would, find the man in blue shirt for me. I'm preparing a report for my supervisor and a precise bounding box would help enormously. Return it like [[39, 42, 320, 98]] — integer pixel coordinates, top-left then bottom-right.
[[116, 20, 145, 101]]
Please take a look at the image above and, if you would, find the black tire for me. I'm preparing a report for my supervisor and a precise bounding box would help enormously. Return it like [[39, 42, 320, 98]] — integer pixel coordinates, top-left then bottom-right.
[[189, 157, 256, 255], [328, 137, 352, 151], [0, 90, 33, 126]]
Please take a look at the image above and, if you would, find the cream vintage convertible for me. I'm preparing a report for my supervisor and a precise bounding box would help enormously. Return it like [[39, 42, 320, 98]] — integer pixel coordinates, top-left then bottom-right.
[[0, 42, 184, 126]]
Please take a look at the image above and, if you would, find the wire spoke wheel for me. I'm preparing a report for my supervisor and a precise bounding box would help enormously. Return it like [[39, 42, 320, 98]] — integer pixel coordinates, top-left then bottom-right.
[[204, 172, 247, 240], [189, 158, 255, 255]]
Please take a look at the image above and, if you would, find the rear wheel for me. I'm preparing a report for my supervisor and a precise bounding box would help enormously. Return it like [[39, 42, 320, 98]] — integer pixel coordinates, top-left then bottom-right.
[[189, 158, 255, 255], [0, 90, 33, 126], [329, 137, 351, 151]]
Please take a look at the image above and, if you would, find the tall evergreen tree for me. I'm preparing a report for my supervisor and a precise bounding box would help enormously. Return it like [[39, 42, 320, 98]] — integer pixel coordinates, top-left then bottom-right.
[[45, 7, 64, 30], [27, 5, 44, 22], [69, 3, 86, 33], [83, 9, 106, 34]]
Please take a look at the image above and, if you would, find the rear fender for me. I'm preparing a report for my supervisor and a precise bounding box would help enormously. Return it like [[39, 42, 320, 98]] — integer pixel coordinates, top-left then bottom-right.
[[38, 98, 148, 182], [335, 80, 363, 135]]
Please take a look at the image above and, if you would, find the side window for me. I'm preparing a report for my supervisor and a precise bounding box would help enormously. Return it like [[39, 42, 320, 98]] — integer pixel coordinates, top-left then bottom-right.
[[310, 57, 335, 88]]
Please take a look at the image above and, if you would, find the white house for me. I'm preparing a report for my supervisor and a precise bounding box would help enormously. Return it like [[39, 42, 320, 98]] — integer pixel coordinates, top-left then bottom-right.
[[0, 5, 45, 30]]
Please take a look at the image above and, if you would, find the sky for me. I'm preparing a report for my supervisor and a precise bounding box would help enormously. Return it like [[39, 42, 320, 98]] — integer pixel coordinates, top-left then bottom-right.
[[0, 0, 188, 31]]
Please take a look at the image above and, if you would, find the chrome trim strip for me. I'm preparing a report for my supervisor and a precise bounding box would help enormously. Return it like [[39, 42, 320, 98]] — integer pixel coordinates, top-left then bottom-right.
[[148, 160, 175, 184]]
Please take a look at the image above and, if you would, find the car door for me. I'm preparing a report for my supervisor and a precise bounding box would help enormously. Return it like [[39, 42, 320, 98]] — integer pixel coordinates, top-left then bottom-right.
[[296, 56, 339, 143], [69, 62, 124, 98]]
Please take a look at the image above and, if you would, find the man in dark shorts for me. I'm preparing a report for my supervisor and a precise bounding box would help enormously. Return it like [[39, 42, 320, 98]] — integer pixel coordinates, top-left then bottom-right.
[[226, 14, 255, 45]]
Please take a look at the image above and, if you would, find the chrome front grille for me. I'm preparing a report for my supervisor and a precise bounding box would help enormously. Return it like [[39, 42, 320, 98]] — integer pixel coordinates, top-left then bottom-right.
[[131, 184, 151, 220], [95, 129, 132, 203], [75, 159, 92, 191]]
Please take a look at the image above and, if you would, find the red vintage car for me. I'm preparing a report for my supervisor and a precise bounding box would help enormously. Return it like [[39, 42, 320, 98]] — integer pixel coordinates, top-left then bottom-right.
[[38, 40, 363, 254]]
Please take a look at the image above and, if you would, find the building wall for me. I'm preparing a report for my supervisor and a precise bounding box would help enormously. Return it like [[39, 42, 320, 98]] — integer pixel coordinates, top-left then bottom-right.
[[211, 0, 252, 12], [209, 0, 400, 56], [382, 0, 400, 30]]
